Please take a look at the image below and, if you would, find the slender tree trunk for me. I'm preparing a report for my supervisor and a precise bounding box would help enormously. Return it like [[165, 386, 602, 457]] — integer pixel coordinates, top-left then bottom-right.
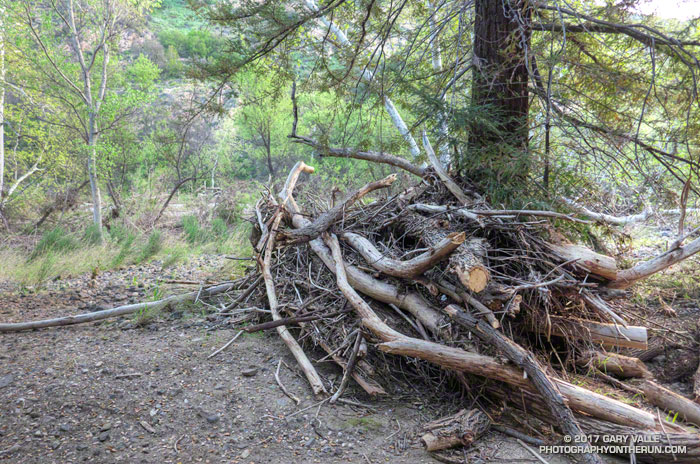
[[470, 0, 531, 181], [87, 112, 102, 240], [0, 7, 5, 208], [426, 0, 451, 167]]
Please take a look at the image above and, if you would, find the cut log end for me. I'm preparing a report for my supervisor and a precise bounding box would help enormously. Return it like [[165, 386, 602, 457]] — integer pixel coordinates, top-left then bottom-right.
[[456, 265, 490, 293]]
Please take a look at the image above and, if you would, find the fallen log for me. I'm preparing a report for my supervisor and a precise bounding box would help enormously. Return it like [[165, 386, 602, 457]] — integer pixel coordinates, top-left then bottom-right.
[[577, 350, 652, 379], [444, 304, 603, 464], [0, 282, 234, 332], [540, 315, 648, 349], [420, 409, 491, 452], [640, 380, 700, 427], [341, 231, 465, 278], [549, 243, 618, 281]]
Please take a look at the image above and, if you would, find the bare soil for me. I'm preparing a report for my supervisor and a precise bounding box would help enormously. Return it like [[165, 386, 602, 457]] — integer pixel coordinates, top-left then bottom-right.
[[0, 256, 639, 464]]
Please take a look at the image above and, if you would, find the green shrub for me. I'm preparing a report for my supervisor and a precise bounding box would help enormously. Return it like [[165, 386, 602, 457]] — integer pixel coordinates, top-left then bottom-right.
[[29, 227, 78, 261], [138, 230, 163, 263], [82, 224, 103, 245]]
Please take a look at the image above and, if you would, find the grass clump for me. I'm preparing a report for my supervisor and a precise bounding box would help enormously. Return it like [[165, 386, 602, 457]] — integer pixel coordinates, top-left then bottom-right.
[[137, 230, 163, 263], [82, 224, 103, 245], [182, 215, 209, 244], [29, 227, 78, 261]]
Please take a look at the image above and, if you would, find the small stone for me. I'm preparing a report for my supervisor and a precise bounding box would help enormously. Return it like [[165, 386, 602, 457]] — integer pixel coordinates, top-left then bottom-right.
[[100, 423, 111, 432], [304, 438, 316, 448], [59, 424, 71, 432], [76, 443, 88, 451], [240, 449, 251, 459], [98, 432, 110, 442], [45, 368, 55, 376], [0, 374, 13, 389], [51, 440, 60, 450], [34, 430, 43, 437], [241, 368, 258, 377], [206, 414, 220, 424]]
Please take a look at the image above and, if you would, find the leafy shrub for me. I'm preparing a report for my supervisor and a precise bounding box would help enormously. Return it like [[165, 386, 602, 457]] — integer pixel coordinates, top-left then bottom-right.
[[30, 227, 78, 261], [137, 230, 163, 263]]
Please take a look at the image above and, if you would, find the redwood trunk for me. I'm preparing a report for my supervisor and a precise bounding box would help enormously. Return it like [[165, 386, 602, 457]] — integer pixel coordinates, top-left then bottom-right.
[[470, 0, 531, 178]]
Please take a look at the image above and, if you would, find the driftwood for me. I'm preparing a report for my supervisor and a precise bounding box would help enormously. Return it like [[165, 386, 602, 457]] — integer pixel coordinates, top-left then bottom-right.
[[577, 350, 652, 379], [420, 409, 491, 452], [640, 380, 700, 427], [0, 282, 235, 332], [342, 231, 465, 278], [541, 315, 648, 349]]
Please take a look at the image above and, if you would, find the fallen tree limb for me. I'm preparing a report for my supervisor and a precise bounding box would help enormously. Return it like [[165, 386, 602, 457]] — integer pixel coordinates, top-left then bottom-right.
[[549, 244, 618, 281], [262, 211, 326, 396], [341, 231, 465, 278], [284, 174, 397, 243], [290, 135, 427, 177], [540, 315, 648, 349], [321, 225, 666, 431], [329, 331, 363, 404], [420, 409, 491, 452], [401, 212, 490, 292], [640, 380, 700, 427], [608, 235, 700, 289], [443, 304, 603, 464], [0, 282, 234, 332], [562, 197, 700, 226], [422, 131, 471, 205], [577, 350, 652, 379]]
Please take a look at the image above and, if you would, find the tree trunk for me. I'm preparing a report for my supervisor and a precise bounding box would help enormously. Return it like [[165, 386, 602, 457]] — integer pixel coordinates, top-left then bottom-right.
[[470, 0, 531, 179], [0, 8, 5, 209], [87, 113, 102, 241]]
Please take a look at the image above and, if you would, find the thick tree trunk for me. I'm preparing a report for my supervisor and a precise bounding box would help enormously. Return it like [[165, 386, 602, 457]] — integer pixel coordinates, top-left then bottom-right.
[[470, 0, 531, 177]]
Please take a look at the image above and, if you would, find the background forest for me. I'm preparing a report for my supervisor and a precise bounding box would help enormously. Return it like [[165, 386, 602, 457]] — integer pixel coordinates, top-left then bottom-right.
[[0, 0, 698, 285]]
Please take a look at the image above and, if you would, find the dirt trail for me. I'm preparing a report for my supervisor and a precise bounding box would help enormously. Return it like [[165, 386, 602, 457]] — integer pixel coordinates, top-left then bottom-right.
[[0, 261, 581, 463]]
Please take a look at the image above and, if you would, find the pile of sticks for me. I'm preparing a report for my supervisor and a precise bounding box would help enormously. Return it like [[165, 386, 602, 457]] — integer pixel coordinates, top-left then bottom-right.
[[237, 159, 700, 463]]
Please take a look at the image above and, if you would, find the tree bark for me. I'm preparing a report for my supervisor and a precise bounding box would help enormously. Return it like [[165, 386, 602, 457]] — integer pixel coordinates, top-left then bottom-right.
[[421, 409, 490, 451], [577, 350, 652, 379], [470, 0, 531, 177], [640, 380, 700, 427]]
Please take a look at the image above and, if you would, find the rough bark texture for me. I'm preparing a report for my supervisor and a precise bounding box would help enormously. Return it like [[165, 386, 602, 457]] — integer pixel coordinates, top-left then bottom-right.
[[420, 409, 490, 451], [470, 0, 531, 174], [577, 350, 652, 379], [640, 380, 700, 427]]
